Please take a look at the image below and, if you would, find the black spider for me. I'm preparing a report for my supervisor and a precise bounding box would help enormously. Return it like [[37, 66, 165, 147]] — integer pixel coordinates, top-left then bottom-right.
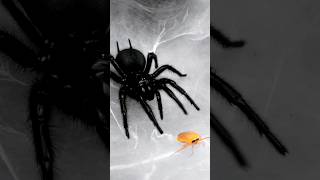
[[110, 40, 200, 138], [1, 0, 108, 180], [211, 25, 288, 166]]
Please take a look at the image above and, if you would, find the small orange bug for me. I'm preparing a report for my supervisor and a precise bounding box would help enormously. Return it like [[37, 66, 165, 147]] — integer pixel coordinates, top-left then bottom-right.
[[175, 131, 209, 155]]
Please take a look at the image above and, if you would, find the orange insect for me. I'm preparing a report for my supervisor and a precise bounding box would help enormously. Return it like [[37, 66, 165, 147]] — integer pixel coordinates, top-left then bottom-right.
[[175, 131, 209, 154]]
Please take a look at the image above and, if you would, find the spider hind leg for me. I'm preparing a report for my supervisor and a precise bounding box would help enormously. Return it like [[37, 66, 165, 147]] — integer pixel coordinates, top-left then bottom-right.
[[29, 83, 54, 180], [211, 71, 288, 155], [138, 96, 163, 134], [211, 114, 248, 167]]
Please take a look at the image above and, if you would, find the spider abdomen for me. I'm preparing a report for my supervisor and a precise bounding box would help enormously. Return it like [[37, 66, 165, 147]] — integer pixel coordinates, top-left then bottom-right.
[[116, 48, 146, 73]]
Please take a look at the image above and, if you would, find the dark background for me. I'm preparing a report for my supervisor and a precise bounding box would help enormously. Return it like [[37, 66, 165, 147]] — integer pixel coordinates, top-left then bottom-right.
[[212, 0, 320, 179], [0, 0, 108, 180]]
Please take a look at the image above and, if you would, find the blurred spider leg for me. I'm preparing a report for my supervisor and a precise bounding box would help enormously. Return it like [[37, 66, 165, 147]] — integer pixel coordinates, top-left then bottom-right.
[[211, 25, 245, 48], [29, 84, 54, 180], [159, 78, 200, 110], [151, 65, 187, 78], [155, 91, 163, 119], [211, 114, 248, 167], [0, 31, 38, 68], [144, 52, 158, 73], [95, 109, 110, 151], [138, 96, 163, 134], [3, 0, 44, 45], [119, 87, 130, 138], [158, 84, 187, 114], [211, 72, 288, 155], [109, 55, 126, 77]]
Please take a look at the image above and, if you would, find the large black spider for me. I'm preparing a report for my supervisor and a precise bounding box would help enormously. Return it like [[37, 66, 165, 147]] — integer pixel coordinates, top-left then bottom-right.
[[1, 0, 108, 180], [110, 40, 200, 138], [211, 25, 288, 166]]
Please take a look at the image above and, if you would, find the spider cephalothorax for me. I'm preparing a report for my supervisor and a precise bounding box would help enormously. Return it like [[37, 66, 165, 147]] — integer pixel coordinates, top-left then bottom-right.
[[211, 25, 288, 166], [110, 40, 200, 138], [1, 0, 108, 180]]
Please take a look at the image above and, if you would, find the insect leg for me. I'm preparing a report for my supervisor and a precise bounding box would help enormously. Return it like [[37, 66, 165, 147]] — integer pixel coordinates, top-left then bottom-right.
[[211, 71, 288, 155], [159, 78, 200, 110], [3, 0, 44, 45], [29, 82, 54, 180], [137, 96, 163, 134], [151, 65, 187, 78], [144, 52, 158, 73], [158, 84, 187, 115], [119, 87, 130, 138], [211, 25, 245, 48], [211, 114, 248, 167], [155, 91, 163, 119]]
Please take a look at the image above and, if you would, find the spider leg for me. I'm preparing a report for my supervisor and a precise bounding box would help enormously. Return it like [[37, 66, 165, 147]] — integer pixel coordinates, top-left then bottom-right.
[[119, 87, 130, 138], [211, 25, 245, 48], [109, 55, 126, 77], [95, 109, 110, 151], [3, 0, 44, 45], [151, 65, 187, 78], [29, 83, 54, 180], [0, 31, 39, 68], [143, 52, 158, 73], [158, 84, 188, 115], [211, 114, 248, 167], [110, 71, 122, 84], [155, 91, 163, 119], [211, 71, 288, 155], [158, 78, 200, 111], [137, 96, 163, 134]]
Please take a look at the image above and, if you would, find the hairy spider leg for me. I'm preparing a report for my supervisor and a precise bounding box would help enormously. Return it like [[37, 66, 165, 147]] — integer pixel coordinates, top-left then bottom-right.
[[29, 83, 54, 180], [211, 114, 248, 167], [158, 78, 200, 110], [143, 52, 159, 73], [151, 65, 187, 78], [3, 0, 44, 45], [138, 96, 164, 134], [211, 25, 245, 48], [155, 91, 163, 119], [159, 84, 188, 114], [119, 87, 129, 138], [211, 71, 288, 155]]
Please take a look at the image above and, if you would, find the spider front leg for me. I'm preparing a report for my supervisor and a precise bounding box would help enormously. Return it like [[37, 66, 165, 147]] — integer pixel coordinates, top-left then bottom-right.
[[143, 52, 158, 73], [211, 25, 245, 48], [3, 0, 44, 45], [211, 71, 288, 155], [29, 83, 54, 180], [109, 55, 126, 77], [151, 65, 187, 78], [211, 114, 248, 166]]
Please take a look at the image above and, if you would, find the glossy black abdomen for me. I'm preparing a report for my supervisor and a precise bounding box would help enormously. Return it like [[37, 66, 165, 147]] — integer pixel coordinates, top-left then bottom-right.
[[116, 49, 146, 73]]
